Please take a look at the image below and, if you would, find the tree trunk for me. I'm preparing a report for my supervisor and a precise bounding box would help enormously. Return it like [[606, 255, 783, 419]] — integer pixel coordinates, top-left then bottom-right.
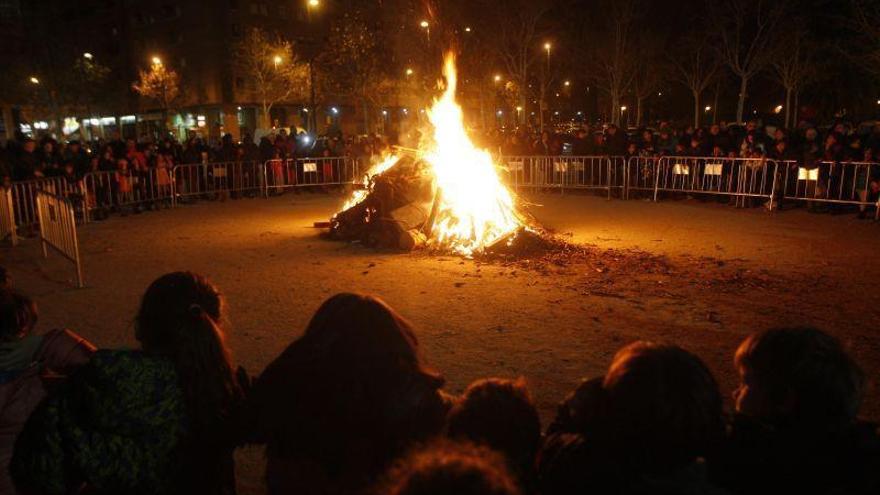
[[712, 80, 720, 125], [636, 96, 644, 127], [784, 87, 792, 129], [611, 92, 620, 126], [736, 76, 748, 124], [793, 90, 800, 127], [693, 91, 701, 128], [361, 98, 371, 135]]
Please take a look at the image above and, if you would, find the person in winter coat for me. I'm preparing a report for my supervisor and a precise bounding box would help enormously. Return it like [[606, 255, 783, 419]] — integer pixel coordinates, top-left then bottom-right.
[[0, 288, 95, 495], [12, 272, 248, 495]]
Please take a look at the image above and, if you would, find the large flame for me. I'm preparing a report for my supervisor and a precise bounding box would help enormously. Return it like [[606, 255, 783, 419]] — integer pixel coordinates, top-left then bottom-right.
[[337, 52, 524, 256], [423, 54, 522, 255]]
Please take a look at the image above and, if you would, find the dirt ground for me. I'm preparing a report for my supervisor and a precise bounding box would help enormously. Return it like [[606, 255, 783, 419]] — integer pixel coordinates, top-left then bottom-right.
[[3, 191, 880, 494]]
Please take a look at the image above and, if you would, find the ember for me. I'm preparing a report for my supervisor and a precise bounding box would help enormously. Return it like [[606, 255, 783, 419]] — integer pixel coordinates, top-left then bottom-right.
[[329, 52, 531, 256]]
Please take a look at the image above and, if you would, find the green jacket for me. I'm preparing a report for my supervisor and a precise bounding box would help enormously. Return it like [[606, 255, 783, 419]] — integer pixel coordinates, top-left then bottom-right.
[[11, 349, 187, 494]]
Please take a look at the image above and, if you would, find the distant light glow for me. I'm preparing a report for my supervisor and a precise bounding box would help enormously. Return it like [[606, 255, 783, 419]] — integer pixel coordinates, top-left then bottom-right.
[[331, 107, 339, 114], [774, 105, 783, 114], [29, 76, 39, 84], [151, 56, 162, 65], [420, 20, 429, 28], [83, 52, 93, 60]]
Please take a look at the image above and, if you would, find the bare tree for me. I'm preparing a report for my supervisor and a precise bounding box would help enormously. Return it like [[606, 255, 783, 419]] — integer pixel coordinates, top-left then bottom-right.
[[711, 0, 787, 123], [233, 28, 309, 129], [132, 60, 180, 132], [772, 23, 816, 128], [590, 0, 639, 126], [850, 0, 880, 79], [317, 9, 395, 135], [671, 35, 719, 128], [632, 36, 668, 127], [481, 0, 552, 126]]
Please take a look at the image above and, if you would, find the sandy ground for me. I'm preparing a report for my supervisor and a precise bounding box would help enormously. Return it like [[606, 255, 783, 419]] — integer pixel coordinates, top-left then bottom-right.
[[3, 191, 880, 494]]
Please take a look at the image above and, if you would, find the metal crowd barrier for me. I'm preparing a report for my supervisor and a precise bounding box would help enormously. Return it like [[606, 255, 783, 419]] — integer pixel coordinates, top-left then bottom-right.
[[172, 161, 264, 202], [36, 191, 84, 288], [623, 156, 660, 199], [652, 156, 780, 208], [81, 167, 176, 220], [779, 161, 880, 218], [0, 187, 18, 246], [263, 157, 362, 196], [9, 177, 86, 227], [502, 156, 620, 198]]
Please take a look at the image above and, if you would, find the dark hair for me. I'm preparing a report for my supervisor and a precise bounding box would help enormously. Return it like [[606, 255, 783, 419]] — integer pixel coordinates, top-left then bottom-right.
[[448, 378, 541, 481], [135, 272, 241, 439], [253, 293, 446, 477], [735, 327, 864, 426], [0, 289, 37, 341], [601, 341, 723, 472], [380, 440, 521, 495]]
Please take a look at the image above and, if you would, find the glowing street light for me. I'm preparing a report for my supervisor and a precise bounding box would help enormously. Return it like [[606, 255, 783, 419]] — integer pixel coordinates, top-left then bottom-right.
[[151, 56, 162, 66], [564, 80, 570, 87], [308, 0, 319, 7], [620, 105, 627, 112], [774, 104, 783, 114], [331, 107, 339, 114], [29, 76, 39, 85], [494, 74, 502, 83], [705, 105, 712, 112], [405, 68, 413, 76], [83, 52, 93, 60], [464, 27, 472, 32], [420, 20, 429, 28]]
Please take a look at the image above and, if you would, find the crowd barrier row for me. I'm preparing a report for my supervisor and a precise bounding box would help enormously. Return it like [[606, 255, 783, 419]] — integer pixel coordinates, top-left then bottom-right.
[[503, 155, 879, 218], [3, 155, 879, 233]]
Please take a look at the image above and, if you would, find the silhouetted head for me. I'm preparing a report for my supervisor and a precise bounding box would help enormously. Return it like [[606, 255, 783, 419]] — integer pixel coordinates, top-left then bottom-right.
[[734, 327, 864, 428], [381, 440, 521, 495], [0, 289, 37, 342]]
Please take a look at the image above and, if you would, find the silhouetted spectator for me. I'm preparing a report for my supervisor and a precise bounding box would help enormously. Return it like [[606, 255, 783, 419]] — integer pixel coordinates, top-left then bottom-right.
[[0, 289, 95, 494], [538, 342, 725, 495], [12, 272, 246, 495], [448, 378, 541, 490], [249, 293, 452, 495], [379, 440, 521, 495], [709, 327, 880, 495]]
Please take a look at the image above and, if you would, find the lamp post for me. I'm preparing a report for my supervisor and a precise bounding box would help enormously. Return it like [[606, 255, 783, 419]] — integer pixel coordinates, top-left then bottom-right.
[[420, 20, 430, 42]]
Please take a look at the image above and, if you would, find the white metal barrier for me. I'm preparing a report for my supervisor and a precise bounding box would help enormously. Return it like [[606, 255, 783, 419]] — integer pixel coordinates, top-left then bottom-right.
[[652, 156, 779, 208], [172, 161, 263, 202], [10, 177, 85, 227], [502, 156, 620, 198], [263, 157, 362, 196], [81, 167, 177, 220], [36, 191, 83, 288], [780, 161, 880, 218], [0, 187, 18, 246]]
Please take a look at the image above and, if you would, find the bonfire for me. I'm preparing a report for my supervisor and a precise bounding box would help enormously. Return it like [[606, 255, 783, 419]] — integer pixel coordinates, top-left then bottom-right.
[[329, 52, 534, 257]]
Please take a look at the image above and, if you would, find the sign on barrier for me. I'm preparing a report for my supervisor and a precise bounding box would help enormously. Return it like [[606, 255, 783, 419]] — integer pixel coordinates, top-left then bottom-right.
[[0, 188, 18, 246], [36, 191, 83, 288]]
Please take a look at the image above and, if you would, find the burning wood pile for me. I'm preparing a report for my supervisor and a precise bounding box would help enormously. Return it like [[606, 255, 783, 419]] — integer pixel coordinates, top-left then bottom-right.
[[327, 53, 535, 257]]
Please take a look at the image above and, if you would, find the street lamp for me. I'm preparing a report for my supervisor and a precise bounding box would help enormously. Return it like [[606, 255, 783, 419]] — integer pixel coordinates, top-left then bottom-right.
[[151, 56, 162, 66], [83, 52, 93, 60], [494, 74, 502, 83], [420, 20, 429, 28], [564, 80, 570, 87], [273, 55, 283, 68], [29, 76, 39, 85], [406, 68, 413, 76], [774, 105, 783, 114], [308, 0, 319, 7], [705, 105, 712, 112], [465, 27, 472, 32]]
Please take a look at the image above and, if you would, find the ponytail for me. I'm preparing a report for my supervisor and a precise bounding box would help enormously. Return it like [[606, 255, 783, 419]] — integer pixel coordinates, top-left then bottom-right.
[[175, 304, 241, 439]]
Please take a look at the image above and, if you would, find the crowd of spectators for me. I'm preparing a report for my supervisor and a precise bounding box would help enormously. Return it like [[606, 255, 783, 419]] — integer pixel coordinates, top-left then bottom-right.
[[1, 120, 879, 219], [486, 121, 880, 165], [0, 269, 878, 495]]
